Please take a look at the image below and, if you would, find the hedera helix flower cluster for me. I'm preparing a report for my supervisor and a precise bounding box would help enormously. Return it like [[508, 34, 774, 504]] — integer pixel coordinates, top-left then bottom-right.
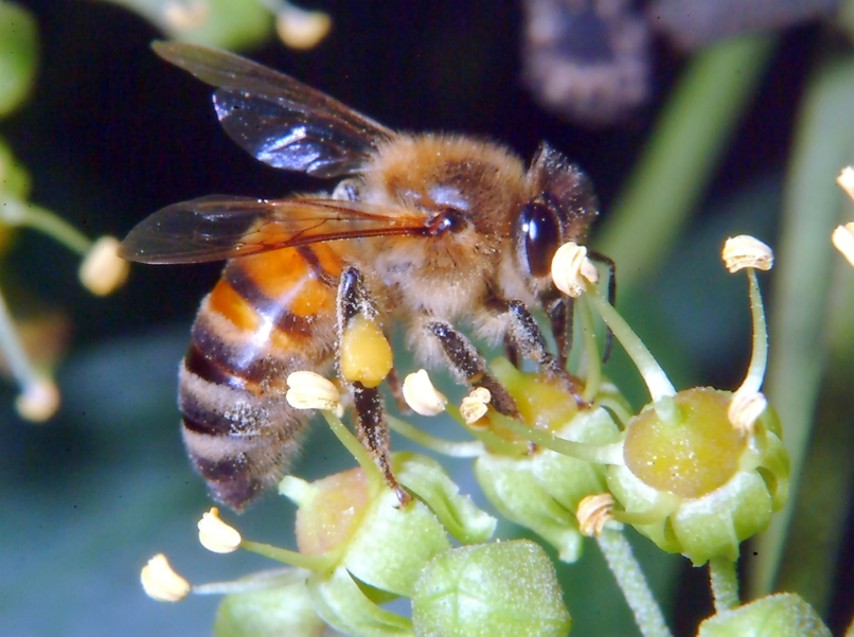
[[141, 235, 831, 637]]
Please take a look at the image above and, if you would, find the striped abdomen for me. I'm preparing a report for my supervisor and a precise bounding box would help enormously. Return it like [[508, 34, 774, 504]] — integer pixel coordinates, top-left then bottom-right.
[[179, 244, 344, 510]]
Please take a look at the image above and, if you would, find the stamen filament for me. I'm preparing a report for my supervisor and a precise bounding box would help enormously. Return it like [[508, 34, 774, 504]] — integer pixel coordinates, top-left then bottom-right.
[[240, 540, 333, 572], [739, 269, 768, 395], [0, 287, 40, 390], [585, 287, 676, 401], [576, 294, 603, 401], [0, 199, 91, 255], [321, 411, 384, 492], [387, 415, 484, 458], [491, 412, 625, 465]]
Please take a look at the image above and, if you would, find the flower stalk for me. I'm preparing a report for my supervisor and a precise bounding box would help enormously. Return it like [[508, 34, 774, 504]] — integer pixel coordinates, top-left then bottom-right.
[[596, 528, 673, 637], [708, 556, 740, 612]]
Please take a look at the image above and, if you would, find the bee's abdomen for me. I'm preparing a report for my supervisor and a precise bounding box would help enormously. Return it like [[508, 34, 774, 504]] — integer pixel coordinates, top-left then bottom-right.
[[179, 246, 343, 510]]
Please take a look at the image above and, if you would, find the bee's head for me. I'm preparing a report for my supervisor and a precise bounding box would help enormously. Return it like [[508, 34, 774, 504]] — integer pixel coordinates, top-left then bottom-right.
[[515, 143, 599, 293]]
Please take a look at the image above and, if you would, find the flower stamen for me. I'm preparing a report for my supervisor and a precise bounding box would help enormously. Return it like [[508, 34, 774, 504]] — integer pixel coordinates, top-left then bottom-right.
[[551, 242, 599, 298], [140, 553, 191, 602], [837, 165, 854, 200], [831, 223, 854, 268], [728, 390, 767, 434], [286, 371, 343, 416], [79, 236, 130, 296], [402, 369, 448, 416], [577, 493, 617, 537], [460, 387, 491, 426], [198, 507, 242, 554]]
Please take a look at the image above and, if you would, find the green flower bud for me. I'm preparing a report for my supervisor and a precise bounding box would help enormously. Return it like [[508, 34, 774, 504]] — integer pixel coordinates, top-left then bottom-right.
[[607, 387, 789, 565], [285, 460, 451, 597], [396, 452, 496, 545], [214, 571, 327, 637], [307, 567, 413, 637], [412, 540, 571, 637], [475, 406, 620, 561], [697, 593, 832, 637]]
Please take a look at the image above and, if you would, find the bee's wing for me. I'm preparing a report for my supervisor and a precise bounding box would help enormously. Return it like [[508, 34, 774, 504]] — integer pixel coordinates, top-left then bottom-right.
[[120, 195, 429, 265], [152, 41, 393, 178]]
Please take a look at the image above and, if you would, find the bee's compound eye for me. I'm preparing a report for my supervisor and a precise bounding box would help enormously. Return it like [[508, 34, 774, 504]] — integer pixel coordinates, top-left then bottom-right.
[[519, 202, 560, 277]]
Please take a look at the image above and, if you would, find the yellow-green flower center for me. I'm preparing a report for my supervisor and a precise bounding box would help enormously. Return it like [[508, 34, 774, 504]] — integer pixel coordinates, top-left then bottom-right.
[[623, 388, 746, 499]]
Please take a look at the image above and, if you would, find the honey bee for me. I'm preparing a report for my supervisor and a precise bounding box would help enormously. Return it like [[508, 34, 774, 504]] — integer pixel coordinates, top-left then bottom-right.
[[121, 41, 601, 511]]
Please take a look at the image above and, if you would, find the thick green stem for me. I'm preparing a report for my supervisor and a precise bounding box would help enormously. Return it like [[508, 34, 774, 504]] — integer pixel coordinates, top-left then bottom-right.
[[596, 529, 673, 637], [709, 557, 740, 612]]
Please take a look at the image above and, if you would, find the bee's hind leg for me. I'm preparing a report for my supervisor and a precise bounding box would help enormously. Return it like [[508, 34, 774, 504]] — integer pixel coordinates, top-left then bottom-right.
[[336, 266, 410, 506]]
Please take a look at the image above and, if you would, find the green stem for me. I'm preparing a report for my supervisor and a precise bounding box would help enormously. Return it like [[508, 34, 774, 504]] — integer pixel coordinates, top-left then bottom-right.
[[241, 540, 333, 573], [387, 415, 483, 458], [585, 287, 676, 402], [0, 198, 91, 255], [739, 269, 768, 395], [321, 411, 384, 491], [576, 294, 603, 401], [708, 557, 740, 612], [596, 529, 673, 637], [491, 411, 625, 465], [0, 287, 42, 390]]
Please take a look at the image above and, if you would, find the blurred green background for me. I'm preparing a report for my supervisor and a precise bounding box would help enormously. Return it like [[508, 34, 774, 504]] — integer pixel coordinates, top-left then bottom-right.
[[1, 1, 852, 635]]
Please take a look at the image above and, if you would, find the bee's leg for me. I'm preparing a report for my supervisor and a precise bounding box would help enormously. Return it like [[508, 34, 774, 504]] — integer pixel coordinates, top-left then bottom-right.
[[545, 295, 571, 370], [337, 267, 410, 505], [505, 300, 587, 406], [426, 321, 519, 417], [503, 335, 521, 369]]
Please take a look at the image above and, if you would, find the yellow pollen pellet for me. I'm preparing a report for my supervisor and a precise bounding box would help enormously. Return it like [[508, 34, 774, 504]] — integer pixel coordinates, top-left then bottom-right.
[[340, 315, 393, 388]]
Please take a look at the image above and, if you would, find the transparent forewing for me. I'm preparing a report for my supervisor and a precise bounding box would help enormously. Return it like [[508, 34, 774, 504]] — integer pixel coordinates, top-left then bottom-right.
[[152, 41, 394, 178], [120, 195, 428, 264]]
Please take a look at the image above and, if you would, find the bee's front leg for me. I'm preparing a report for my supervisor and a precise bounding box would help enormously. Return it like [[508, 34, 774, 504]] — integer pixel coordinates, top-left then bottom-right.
[[425, 321, 519, 418], [503, 300, 586, 406], [336, 266, 410, 505]]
